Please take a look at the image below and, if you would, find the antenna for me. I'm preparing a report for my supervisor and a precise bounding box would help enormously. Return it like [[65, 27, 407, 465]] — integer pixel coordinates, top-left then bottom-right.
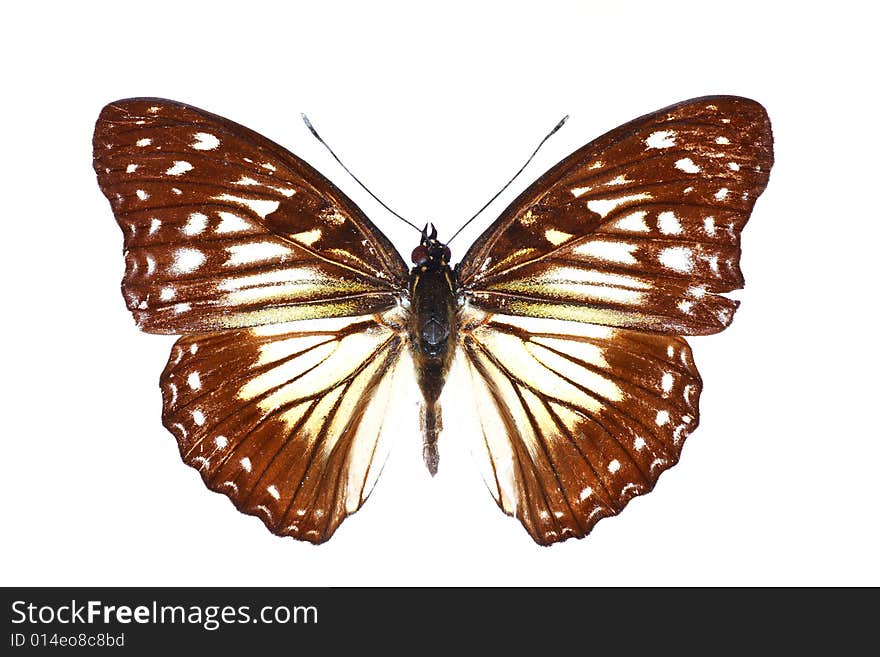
[[447, 115, 569, 245], [301, 114, 422, 233]]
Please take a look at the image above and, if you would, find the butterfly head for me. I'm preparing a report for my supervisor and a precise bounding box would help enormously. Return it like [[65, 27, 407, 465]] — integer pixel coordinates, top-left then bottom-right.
[[411, 222, 451, 268]]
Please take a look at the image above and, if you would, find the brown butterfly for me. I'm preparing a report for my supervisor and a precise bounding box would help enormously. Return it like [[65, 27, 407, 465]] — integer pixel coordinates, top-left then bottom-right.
[[93, 96, 773, 545]]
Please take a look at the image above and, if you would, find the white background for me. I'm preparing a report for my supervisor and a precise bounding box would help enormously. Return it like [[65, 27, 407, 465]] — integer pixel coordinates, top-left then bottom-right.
[[3, 1, 877, 586]]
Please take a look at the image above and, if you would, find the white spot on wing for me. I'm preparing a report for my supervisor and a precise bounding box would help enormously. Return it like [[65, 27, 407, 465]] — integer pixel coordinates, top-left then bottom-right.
[[192, 409, 206, 426], [574, 240, 639, 265], [645, 130, 676, 149], [611, 210, 649, 233], [659, 246, 694, 273], [544, 228, 573, 246], [225, 241, 291, 265], [704, 216, 716, 236], [126, 163, 138, 173], [166, 160, 193, 176], [159, 287, 175, 301], [187, 371, 201, 390], [136, 189, 149, 200], [240, 457, 252, 472], [661, 372, 674, 394], [136, 138, 152, 147], [183, 212, 208, 235], [675, 157, 700, 173], [191, 132, 220, 150], [656, 410, 670, 426], [587, 193, 651, 218], [290, 228, 322, 246], [216, 212, 252, 234], [213, 193, 280, 219], [608, 459, 621, 473], [657, 211, 682, 235], [714, 187, 729, 200], [149, 217, 161, 235], [171, 248, 206, 273]]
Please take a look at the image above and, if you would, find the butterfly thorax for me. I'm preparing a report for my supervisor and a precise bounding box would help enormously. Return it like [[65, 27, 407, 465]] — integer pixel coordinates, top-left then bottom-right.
[[408, 225, 457, 475]]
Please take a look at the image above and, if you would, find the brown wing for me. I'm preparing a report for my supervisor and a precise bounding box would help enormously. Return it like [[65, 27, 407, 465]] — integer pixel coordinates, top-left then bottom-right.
[[458, 96, 773, 336], [160, 309, 408, 543], [93, 98, 409, 333], [458, 308, 701, 545]]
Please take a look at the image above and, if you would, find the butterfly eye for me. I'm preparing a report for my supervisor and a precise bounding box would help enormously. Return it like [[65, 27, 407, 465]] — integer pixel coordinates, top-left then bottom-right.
[[442, 245, 451, 262], [411, 245, 429, 264]]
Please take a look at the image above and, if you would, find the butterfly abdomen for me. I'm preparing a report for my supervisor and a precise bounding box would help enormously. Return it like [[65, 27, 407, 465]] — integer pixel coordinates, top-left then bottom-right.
[[408, 239, 457, 475]]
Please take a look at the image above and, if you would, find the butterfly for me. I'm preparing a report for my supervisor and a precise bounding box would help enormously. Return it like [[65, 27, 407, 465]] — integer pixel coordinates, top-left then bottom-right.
[[93, 96, 773, 545]]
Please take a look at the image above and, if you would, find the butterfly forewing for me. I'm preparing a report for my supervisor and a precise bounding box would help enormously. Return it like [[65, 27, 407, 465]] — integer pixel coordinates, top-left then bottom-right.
[[93, 99, 408, 333], [160, 310, 408, 543], [458, 96, 773, 335], [458, 310, 702, 545]]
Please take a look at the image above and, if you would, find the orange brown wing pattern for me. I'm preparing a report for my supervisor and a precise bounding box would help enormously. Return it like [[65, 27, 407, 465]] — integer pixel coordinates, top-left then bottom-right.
[[93, 98, 408, 334], [459, 310, 701, 545], [160, 310, 408, 543], [458, 96, 773, 336]]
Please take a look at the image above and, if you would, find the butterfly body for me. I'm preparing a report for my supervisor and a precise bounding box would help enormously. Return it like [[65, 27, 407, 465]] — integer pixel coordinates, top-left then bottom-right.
[[93, 96, 772, 544], [408, 224, 458, 475]]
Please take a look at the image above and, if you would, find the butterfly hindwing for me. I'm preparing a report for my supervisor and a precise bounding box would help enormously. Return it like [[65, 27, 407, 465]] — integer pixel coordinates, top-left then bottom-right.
[[458, 96, 773, 336], [93, 98, 408, 334], [160, 310, 408, 543], [458, 311, 701, 545]]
